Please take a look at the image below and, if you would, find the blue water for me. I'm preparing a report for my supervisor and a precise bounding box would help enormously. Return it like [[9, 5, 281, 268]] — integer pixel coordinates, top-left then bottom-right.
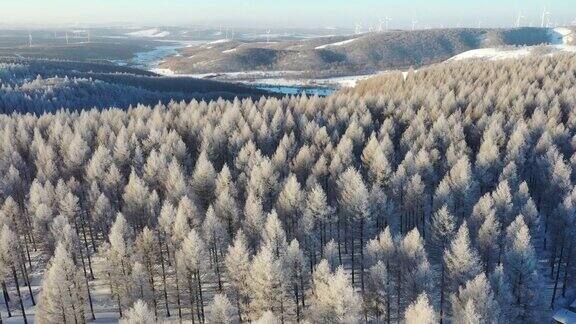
[[254, 84, 335, 97]]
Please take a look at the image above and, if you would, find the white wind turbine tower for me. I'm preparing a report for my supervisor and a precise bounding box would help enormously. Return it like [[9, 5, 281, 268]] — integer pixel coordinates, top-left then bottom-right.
[[384, 17, 391, 31], [541, 7, 551, 27], [355, 23, 362, 35], [411, 19, 418, 31], [266, 29, 271, 43], [65, 31, 69, 45], [28, 33, 33, 48], [515, 11, 524, 28]]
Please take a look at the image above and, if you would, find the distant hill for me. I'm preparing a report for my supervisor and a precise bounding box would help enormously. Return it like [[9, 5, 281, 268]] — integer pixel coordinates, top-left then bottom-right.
[[159, 27, 562, 77], [0, 58, 269, 114]]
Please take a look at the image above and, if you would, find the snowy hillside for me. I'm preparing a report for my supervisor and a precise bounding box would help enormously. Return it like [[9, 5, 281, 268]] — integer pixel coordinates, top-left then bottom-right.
[[450, 44, 576, 61], [126, 28, 171, 38]]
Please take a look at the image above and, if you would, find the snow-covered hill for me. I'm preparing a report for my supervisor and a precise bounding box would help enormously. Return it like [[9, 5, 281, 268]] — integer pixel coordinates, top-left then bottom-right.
[[450, 44, 576, 61], [126, 28, 171, 38]]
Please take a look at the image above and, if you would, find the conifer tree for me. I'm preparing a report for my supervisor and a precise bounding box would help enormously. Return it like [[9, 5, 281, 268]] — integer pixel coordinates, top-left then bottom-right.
[[37, 244, 87, 324]]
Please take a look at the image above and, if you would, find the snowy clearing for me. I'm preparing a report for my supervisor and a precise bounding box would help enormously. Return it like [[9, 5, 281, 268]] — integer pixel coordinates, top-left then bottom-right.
[[449, 45, 576, 61], [222, 48, 237, 54], [208, 39, 231, 44], [315, 38, 358, 50]]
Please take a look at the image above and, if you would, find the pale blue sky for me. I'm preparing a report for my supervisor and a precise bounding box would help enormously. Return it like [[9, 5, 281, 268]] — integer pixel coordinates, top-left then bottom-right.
[[1, 0, 575, 28]]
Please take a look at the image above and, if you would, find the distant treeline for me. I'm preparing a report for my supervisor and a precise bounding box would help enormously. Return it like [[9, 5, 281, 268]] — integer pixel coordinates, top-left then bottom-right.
[[0, 58, 269, 114]]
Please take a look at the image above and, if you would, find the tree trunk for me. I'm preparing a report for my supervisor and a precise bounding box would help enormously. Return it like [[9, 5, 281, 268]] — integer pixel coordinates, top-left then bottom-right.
[[440, 263, 445, 324], [159, 247, 171, 317], [187, 274, 196, 324], [1, 281, 10, 318], [551, 244, 564, 308], [196, 271, 205, 323], [11, 267, 27, 324]]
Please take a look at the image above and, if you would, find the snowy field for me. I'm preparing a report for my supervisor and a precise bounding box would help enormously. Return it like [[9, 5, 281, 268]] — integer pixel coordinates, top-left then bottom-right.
[[315, 37, 359, 50], [449, 44, 576, 61], [126, 28, 171, 38], [151, 68, 383, 89]]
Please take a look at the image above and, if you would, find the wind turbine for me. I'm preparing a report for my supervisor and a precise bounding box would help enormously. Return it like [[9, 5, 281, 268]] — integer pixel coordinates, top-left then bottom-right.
[[515, 11, 525, 28], [28, 33, 33, 48], [355, 23, 362, 35], [411, 20, 418, 31], [382, 17, 392, 32], [266, 29, 271, 43], [541, 7, 551, 27], [65, 31, 69, 45]]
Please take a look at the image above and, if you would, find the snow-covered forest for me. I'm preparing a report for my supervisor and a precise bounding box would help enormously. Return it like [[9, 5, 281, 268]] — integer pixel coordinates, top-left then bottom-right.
[[1, 53, 576, 323], [0, 59, 267, 114]]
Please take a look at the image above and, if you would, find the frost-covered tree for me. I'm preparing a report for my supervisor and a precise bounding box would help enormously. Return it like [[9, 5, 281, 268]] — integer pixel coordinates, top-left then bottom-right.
[[248, 247, 286, 321], [337, 167, 369, 289], [451, 273, 499, 324], [207, 293, 235, 324], [121, 300, 156, 324], [102, 213, 134, 317], [444, 222, 482, 293], [283, 239, 307, 321], [428, 205, 455, 322], [261, 209, 288, 258], [134, 227, 159, 317], [307, 260, 362, 323], [404, 293, 436, 324], [177, 229, 207, 323], [503, 215, 541, 322], [191, 151, 217, 209], [37, 243, 87, 324], [225, 230, 250, 322]]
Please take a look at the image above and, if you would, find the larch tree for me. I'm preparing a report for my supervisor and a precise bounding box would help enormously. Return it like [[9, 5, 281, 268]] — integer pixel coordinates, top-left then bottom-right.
[[396, 228, 431, 319], [225, 230, 251, 322], [404, 293, 437, 324], [102, 213, 134, 317], [276, 173, 303, 240], [243, 191, 265, 251], [207, 293, 235, 324], [283, 239, 307, 322], [337, 167, 369, 290], [503, 215, 541, 322], [0, 225, 28, 323], [248, 246, 286, 322], [261, 209, 288, 258], [303, 183, 333, 263], [121, 300, 156, 324], [428, 205, 455, 323], [177, 229, 207, 323], [202, 206, 228, 292], [37, 243, 87, 324], [443, 222, 482, 295], [307, 260, 362, 324], [190, 151, 217, 209], [450, 273, 499, 324], [365, 260, 392, 322], [134, 227, 159, 318]]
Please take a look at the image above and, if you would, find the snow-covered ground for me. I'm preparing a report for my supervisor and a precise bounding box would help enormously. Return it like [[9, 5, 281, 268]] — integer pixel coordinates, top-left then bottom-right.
[[550, 27, 575, 45], [208, 39, 231, 44], [450, 45, 576, 61], [315, 38, 358, 50], [150, 68, 382, 89], [126, 28, 171, 38]]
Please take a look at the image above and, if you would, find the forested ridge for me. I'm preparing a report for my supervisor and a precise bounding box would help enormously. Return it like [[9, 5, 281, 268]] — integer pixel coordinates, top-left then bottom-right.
[[0, 58, 269, 114], [0, 53, 576, 323]]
